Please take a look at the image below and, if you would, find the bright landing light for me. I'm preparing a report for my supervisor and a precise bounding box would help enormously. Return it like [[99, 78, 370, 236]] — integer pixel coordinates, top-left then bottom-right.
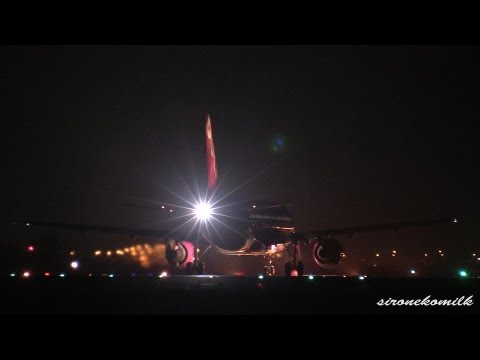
[[194, 202, 212, 221]]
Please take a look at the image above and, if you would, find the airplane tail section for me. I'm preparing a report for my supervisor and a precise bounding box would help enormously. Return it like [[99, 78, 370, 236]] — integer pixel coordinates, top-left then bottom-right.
[[205, 114, 217, 191]]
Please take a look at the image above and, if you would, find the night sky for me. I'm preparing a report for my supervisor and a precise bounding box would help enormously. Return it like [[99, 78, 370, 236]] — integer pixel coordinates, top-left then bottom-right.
[[1, 45, 479, 274]]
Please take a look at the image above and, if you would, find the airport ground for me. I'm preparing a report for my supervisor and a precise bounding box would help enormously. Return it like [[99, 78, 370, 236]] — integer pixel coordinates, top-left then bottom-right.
[[1, 276, 479, 315]]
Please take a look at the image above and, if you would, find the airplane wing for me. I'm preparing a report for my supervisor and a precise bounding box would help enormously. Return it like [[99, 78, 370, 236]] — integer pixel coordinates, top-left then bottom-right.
[[14, 114, 218, 240], [12, 219, 201, 269], [12, 220, 171, 238], [297, 217, 458, 240]]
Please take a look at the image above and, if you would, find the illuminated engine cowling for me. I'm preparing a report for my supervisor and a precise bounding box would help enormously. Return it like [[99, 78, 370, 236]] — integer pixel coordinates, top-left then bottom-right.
[[313, 238, 343, 268], [165, 240, 195, 269]]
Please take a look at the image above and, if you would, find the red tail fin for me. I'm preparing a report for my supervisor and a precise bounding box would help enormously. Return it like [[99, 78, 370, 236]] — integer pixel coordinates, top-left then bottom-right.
[[205, 114, 217, 191]]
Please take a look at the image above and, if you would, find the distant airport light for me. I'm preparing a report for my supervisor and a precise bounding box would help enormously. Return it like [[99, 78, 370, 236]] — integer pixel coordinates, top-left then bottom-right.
[[59, 273, 65, 277], [425, 253, 428, 257], [308, 275, 314, 280], [272, 135, 287, 153], [194, 202, 212, 221], [169, 209, 173, 213], [159, 272, 168, 278], [375, 253, 380, 257], [258, 275, 264, 279], [69, 251, 76, 256], [70, 261, 79, 269], [392, 250, 397, 254], [452, 218, 458, 223], [252, 205, 256, 208], [23, 271, 30, 278], [477, 258, 480, 261], [116, 250, 124, 255], [438, 250, 442, 253], [440, 254, 444, 257], [271, 245, 276, 252], [27, 245, 34, 252], [26, 222, 31, 227], [459, 270, 468, 278], [109, 274, 114, 278], [94, 250, 101, 256], [88, 273, 93, 277], [410, 269, 416, 274], [359, 276, 365, 280], [10, 273, 16, 277], [44, 272, 51, 277], [209, 275, 214, 279], [106, 251, 112, 256], [161, 205, 165, 209], [473, 253, 476, 257]]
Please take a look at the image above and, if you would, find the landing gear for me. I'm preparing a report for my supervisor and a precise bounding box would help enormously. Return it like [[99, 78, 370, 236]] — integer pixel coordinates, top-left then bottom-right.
[[263, 254, 276, 276], [264, 265, 275, 276], [185, 261, 205, 275], [297, 261, 304, 276], [285, 242, 304, 276], [285, 261, 293, 276], [197, 261, 205, 275], [185, 231, 205, 275], [284, 261, 304, 276]]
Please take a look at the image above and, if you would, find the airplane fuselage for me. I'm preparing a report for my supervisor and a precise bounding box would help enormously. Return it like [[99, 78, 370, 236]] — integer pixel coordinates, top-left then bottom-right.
[[204, 202, 295, 256]]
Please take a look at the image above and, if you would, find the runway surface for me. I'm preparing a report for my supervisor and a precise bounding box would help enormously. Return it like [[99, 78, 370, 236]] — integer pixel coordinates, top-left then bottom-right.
[[2, 275, 479, 314]]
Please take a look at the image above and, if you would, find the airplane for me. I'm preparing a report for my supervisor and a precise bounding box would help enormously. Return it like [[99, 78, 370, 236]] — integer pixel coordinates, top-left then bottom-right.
[[13, 114, 458, 276]]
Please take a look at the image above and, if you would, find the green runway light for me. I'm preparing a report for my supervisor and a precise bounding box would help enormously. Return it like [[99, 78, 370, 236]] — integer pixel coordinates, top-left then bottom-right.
[[459, 270, 468, 278]]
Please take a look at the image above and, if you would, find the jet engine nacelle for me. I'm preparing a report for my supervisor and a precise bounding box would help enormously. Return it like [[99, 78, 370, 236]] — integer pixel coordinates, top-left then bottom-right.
[[313, 238, 343, 268], [165, 240, 195, 269]]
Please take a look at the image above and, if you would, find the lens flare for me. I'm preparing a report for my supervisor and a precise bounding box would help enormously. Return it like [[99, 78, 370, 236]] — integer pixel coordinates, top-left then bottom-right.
[[194, 202, 212, 221]]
